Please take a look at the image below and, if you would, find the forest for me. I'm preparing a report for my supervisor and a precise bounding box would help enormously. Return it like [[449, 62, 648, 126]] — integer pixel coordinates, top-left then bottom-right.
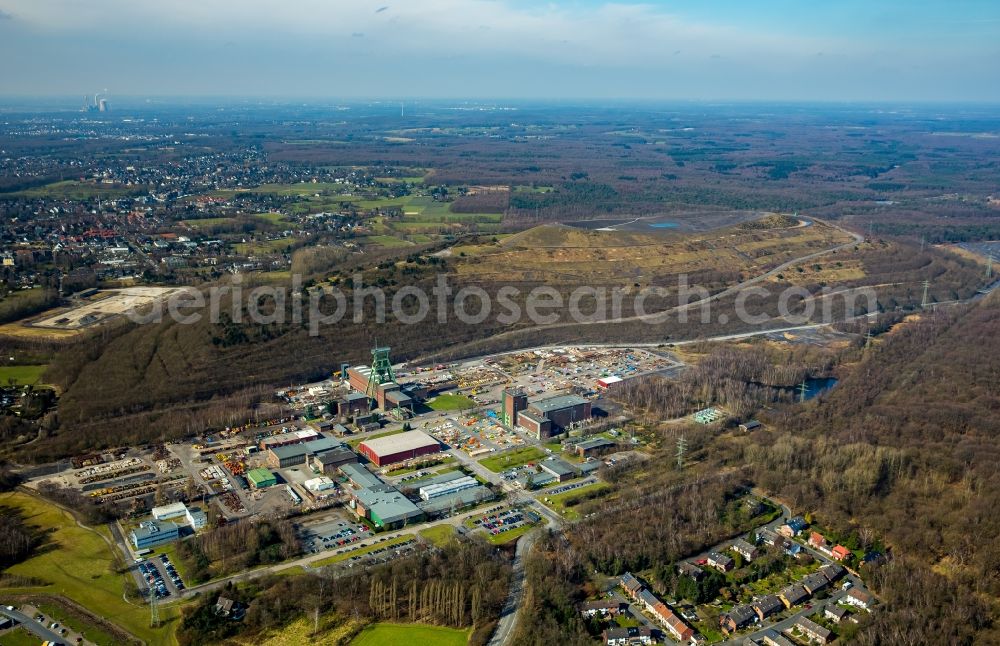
[[176, 539, 512, 646], [509, 292, 1000, 644]]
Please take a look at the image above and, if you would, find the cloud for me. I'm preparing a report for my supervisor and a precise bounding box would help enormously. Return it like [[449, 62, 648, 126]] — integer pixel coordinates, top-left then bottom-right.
[[375, 5, 388, 13], [0, 8, 13, 20]]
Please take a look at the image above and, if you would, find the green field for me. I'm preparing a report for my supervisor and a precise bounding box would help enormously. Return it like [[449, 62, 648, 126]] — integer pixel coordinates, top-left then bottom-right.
[[0, 364, 48, 385], [427, 394, 476, 411], [478, 446, 546, 473], [366, 234, 413, 248], [486, 522, 535, 545], [9, 180, 138, 200], [0, 627, 43, 646], [0, 492, 182, 645], [540, 482, 610, 520], [32, 599, 120, 646], [233, 237, 296, 255], [350, 622, 470, 646], [418, 525, 457, 547]]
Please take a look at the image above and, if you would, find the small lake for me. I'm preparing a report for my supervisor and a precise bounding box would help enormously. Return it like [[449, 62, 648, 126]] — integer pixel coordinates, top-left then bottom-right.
[[789, 377, 839, 401], [648, 222, 679, 229]]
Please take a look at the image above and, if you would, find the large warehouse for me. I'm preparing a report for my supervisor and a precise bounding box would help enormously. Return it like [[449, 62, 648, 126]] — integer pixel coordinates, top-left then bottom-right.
[[358, 430, 441, 467]]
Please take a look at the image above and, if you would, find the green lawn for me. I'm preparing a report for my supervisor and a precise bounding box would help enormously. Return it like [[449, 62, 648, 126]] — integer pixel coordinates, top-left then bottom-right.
[[33, 599, 120, 646], [9, 180, 138, 200], [478, 447, 545, 473], [418, 525, 457, 547], [486, 522, 535, 545], [350, 622, 470, 646], [0, 626, 44, 646], [233, 237, 296, 255], [427, 394, 477, 412], [366, 234, 413, 248], [540, 482, 610, 520], [0, 492, 183, 646], [180, 216, 234, 228], [0, 364, 48, 385]]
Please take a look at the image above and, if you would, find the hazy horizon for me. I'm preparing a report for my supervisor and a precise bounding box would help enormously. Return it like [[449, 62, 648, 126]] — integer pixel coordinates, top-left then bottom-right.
[[1, 0, 998, 103]]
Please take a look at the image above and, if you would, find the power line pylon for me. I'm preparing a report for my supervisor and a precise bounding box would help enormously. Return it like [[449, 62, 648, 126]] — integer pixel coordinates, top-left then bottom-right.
[[675, 435, 687, 470], [799, 380, 808, 403], [921, 280, 930, 308]]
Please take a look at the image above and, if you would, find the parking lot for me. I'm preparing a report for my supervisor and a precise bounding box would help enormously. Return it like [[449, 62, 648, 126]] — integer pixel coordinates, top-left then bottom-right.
[[136, 553, 186, 598], [469, 505, 533, 538], [298, 517, 373, 554]]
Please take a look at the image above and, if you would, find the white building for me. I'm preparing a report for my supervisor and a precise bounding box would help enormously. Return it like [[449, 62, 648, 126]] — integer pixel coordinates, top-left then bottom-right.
[[151, 502, 188, 521]]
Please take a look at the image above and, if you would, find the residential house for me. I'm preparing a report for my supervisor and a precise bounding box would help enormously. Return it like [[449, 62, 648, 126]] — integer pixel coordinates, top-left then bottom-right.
[[579, 600, 625, 617], [739, 420, 762, 432], [831, 545, 852, 561], [824, 605, 849, 623], [801, 573, 830, 595], [778, 584, 809, 609], [732, 538, 760, 562], [778, 516, 808, 538], [753, 595, 785, 621], [807, 532, 827, 550], [620, 572, 644, 599], [604, 626, 655, 646], [757, 528, 785, 548], [819, 564, 845, 583], [844, 588, 874, 611], [720, 605, 758, 634], [784, 542, 803, 558], [793, 616, 832, 644], [707, 551, 735, 572], [758, 629, 796, 646], [215, 597, 234, 617], [678, 561, 705, 580], [652, 603, 694, 642]]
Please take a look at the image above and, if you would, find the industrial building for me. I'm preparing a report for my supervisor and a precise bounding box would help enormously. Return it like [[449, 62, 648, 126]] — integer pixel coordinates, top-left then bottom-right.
[[247, 468, 277, 489], [540, 457, 579, 482], [151, 502, 188, 521], [259, 428, 320, 451], [353, 487, 424, 529], [304, 477, 337, 493], [418, 475, 478, 501], [151, 502, 207, 531], [574, 437, 616, 457], [130, 520, 180, 549], [265, 436, 346, 469], [341, 462, 386, 489], [501, 386, 527, 427], [358, 430, 441, 467], [518, 394, 592, 439], [311, 446, 358, 475]]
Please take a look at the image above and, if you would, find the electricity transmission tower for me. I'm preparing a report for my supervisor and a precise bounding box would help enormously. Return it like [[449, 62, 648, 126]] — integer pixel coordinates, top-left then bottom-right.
[[675, 435, 687, 470], [987, 255, 994, 281], [799, 380, 808, 403], [921, 280, 930, 308]]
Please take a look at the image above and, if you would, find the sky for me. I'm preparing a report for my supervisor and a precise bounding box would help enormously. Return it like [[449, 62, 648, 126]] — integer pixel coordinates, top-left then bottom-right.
[[0, 0, 998, 102]]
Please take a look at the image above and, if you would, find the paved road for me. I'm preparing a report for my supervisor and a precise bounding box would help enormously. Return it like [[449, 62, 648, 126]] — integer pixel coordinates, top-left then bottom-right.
[[487, 528, 538, 646], [0, 607, 65, 644]]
